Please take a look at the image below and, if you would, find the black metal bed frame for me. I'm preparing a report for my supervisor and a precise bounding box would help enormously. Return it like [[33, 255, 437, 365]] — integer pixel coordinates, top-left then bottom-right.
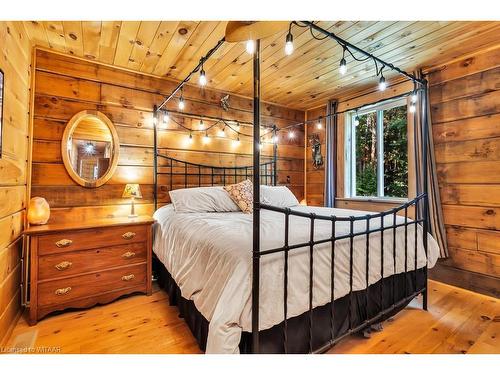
[[152, 21, 430, 354]]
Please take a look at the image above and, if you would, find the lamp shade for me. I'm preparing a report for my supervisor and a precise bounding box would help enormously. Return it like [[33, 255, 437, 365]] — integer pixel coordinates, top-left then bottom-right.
[[27, 197, 50, 225], [122, 184, 142, 199]]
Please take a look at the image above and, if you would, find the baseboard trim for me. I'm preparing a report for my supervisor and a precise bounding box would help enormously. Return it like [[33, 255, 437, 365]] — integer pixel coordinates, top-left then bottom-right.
[[429, 262, 499, 299]]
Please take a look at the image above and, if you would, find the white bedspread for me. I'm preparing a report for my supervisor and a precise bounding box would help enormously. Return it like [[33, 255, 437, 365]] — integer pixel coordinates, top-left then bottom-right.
[[153, 204, 439, 354]]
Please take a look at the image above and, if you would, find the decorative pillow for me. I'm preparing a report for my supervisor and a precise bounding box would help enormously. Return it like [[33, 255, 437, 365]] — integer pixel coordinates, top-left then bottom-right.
[[260, 185, 300, 208], [169, 186, 240, 213], [223, 179, 253, 213]]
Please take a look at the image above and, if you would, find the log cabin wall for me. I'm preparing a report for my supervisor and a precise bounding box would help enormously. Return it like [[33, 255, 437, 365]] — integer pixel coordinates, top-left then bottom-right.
[[305, 105, 326, 206], [30, 49, 305, 225], [427, 45, 500, 296], [0, 22, 32, 344]]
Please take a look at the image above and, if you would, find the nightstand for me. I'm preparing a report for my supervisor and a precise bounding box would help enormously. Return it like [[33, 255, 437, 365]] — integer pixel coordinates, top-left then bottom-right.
[[25, 216, 154, 325]]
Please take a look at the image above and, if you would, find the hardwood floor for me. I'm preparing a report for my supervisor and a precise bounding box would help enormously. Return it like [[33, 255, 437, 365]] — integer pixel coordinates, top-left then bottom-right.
[[4, 280, 499, 354]]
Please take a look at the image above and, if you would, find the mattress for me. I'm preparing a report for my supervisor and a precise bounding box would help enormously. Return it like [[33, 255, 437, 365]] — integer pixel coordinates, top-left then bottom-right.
[[153, 204, 440, 354]]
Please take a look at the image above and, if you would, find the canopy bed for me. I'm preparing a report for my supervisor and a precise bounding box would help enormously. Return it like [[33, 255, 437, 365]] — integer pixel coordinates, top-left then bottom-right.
[[150, 21, 436, 354]]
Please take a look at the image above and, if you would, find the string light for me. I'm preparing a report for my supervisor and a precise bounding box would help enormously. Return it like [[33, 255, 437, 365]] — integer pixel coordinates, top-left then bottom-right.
[[199, 119, 204, 130], [199, 67, 207, 86], [246, 40, 255, 54], [353, 112, 360, 126], [162, 111, 169, 127], [284, 28, 294, 56], [272, 134, 278, 144], [411, 90, 418, 103], [217, 126, 226, 137], [202, 131, 210, 144], [409, 104, 416, 113], [259, 143, 263, 150], [288, 130, 295, 139], [378, 73, 386, 91], [316, 117, 323, 129], [178, 88, 185, 110], [232, 136, 241, 148], [187, 132, 193, 144], [339, 47, 347, 75]]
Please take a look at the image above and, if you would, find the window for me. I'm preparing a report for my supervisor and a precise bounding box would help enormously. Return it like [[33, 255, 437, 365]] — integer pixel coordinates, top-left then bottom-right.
[[345, 98, 408, 200]]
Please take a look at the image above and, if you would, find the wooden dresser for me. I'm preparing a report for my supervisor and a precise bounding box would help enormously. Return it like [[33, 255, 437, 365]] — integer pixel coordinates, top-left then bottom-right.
[[25, 216, 155, 325]]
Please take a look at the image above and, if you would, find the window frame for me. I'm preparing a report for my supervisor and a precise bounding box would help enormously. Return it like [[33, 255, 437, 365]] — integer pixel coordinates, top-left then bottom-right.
[[344, 97, 409, 202]]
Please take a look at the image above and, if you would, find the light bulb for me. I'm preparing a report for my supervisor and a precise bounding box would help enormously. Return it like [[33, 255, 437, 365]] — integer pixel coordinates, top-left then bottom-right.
[[272, 135, 278, 144], [199, 119, 204, 130], [353, 115, 360, 126], [163, 112, 169, 127], [316, 120, 322, 129], [288, 130, 295, 139], [178, 96, 185, 110], [246, 40, 255, 54], [411, 91, 418, 103], [339, 58, 347, 75], [409, 104, 416, 113], [187, 133, 193, 144], [199, 69, 207, 86], [378, 76, 386, 91], [217, 127, 226, 137], [232, 137, 240, 148], [202, 132, 210, 144], [284, 32, 294, 56], [259, 143, 264, 150]]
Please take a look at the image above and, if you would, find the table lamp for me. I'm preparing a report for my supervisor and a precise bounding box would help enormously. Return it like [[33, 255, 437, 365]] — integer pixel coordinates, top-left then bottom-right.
[[122, 184, 142, 218]]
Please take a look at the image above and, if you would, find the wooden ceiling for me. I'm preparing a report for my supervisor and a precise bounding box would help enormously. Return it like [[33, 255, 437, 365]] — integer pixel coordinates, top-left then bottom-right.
[[23, 21, 500, 109]]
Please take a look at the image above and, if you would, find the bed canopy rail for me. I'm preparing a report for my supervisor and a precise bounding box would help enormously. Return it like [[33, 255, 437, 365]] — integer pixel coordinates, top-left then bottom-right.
[[152, 21, 430, 354]]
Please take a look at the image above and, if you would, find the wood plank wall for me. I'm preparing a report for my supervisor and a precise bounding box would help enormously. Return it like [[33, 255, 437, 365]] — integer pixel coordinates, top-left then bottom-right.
[[0, 22, 32, 344], [31, 49, 305, 225], [305, 106, 326, 206], [427, 45, 500, 296]]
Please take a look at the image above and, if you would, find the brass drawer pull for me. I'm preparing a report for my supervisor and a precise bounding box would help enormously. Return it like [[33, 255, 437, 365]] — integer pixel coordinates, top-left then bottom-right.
[[55, 287, 72, 296], [122, 232, 136, 240], [55, 239, 73, 248], [121, 274, 135, 281], [122, 251, 136, 259], [55, 261, 73, 271]]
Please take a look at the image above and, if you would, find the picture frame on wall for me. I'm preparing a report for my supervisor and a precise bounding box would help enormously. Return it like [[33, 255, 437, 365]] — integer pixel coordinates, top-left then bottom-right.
[[0, 69, 4, 157]]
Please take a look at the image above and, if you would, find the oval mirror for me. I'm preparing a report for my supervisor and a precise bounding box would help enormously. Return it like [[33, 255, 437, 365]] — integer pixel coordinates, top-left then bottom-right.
[[61, 110, 120, 188]]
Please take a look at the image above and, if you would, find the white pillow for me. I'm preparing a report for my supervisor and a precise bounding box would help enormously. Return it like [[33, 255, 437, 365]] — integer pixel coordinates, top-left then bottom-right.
[[169, 186, 240, 213], [260, 185, 300, 208]]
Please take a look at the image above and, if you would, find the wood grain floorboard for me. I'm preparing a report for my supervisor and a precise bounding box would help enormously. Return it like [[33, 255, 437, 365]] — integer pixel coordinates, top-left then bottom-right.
[[4, 280, 498, 354]]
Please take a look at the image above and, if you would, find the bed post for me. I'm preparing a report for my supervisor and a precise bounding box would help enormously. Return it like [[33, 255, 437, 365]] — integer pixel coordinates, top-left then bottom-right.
[[153, 105, 159, 211], [252, 39, 261, 353], [272, 124, 278, 186], [421, 79, 429, 311]]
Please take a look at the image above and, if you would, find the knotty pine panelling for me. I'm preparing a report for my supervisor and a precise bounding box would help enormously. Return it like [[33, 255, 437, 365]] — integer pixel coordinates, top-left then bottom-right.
[[305, 106, 326, 206], [427, 45, 500, 296], [31, 49, 305, 224], [0, 22, 32, 344]]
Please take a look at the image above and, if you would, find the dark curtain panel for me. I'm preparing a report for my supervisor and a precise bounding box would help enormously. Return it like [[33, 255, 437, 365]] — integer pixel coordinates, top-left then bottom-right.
[[325, 100, 338, 207], [415, 70, 449, 258]]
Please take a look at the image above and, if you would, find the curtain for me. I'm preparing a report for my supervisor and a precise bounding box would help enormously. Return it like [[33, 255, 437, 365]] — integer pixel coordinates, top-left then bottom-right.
[[324, 100, 338, 207], [414, 70, 449, 258]]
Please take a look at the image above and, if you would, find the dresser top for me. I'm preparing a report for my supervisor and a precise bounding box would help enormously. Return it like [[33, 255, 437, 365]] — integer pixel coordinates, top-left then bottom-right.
[[24, 215, 155, 235]]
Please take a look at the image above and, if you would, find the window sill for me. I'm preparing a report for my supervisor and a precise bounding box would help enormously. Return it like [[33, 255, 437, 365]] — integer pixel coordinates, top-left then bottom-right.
[[338, 197, 408, 205]]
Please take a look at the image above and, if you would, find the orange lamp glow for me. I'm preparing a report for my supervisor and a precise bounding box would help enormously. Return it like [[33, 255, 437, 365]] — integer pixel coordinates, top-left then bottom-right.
[[27, 197, 50, 225], [122, 184, 142, 218]]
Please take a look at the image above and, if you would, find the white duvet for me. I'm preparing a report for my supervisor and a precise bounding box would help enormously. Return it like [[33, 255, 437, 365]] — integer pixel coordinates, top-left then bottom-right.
[[153, 204, 439, 354]]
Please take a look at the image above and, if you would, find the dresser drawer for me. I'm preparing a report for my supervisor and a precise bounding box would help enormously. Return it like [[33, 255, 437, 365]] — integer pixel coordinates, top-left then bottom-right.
[[38, 242, 147, 281], [38, 225, 148, 255], [37, 263, 147, 307]]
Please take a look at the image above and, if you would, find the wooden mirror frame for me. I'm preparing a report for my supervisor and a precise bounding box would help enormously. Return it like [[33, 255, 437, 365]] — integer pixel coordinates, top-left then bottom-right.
[[61, 110, 120, 188]]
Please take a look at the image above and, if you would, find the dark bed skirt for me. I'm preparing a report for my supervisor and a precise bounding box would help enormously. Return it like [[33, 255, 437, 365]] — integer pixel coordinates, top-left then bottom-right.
[[154, 258, 425, 353]]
